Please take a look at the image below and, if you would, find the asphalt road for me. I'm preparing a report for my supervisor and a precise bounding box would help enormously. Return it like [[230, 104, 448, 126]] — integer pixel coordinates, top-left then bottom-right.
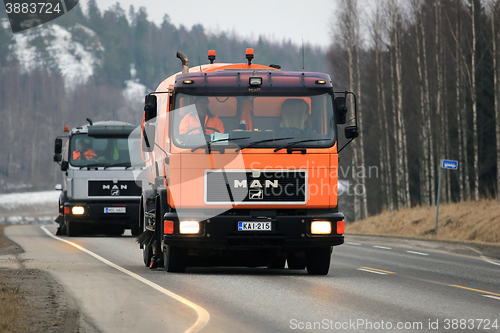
[[4, 224, 500, 333]]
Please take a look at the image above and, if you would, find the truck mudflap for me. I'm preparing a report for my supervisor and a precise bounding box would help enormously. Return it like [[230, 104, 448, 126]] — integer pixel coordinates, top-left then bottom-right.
[[161, 210, 344, 250], [62, 201, 139, 226]]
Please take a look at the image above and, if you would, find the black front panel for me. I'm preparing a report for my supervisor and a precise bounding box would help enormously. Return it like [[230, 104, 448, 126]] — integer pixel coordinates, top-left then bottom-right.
[[88, 181, 141, 197], [205, 170, 307, 204]]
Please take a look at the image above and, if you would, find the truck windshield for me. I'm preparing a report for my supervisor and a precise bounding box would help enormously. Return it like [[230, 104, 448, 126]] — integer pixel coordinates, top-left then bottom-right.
[[171, 93, 336, 150], [69, 134, 143, 167]]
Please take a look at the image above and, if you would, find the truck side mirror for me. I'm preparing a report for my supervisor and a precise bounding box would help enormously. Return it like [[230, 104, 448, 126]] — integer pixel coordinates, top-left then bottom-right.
[[54, 154, 62, 162], [334, 97, 348, 124], [345, 126, 359, 139], [142, 124, 156, 153], [61, 161, 69, 171], [54, 138, 62, 154], [55, 184, 63, 191], [144, 94, 157, 122]]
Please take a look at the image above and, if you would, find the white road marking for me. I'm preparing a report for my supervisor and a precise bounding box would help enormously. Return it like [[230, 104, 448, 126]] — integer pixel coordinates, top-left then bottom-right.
[[346, 242, 361, 246], [41, 226, 210, 333], [483, 295, 500, 301], [373, 245, 392, 250], [357, 268, 388, 275], [480, 255, 500, 267], [406, 251, 429, 256], [465, 247, 500, 267]]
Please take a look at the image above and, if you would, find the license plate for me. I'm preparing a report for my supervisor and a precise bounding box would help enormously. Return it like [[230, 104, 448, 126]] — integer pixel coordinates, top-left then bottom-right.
[[238, 221, 272, 231], [104, 207, 126, 213]]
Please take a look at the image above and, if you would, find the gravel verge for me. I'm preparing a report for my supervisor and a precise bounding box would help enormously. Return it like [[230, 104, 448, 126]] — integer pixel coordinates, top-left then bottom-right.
[[0, 224, 99, 333]]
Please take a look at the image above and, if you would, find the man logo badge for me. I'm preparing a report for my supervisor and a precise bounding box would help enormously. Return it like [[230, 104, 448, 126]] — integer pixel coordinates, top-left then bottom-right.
[[111, 190, 120, 196], [249, 189, 263, 200]]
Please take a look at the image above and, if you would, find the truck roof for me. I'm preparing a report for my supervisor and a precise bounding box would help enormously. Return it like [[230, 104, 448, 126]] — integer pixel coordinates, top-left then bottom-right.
[[69, 121, 135, 135], [172, 70, 332, 96]]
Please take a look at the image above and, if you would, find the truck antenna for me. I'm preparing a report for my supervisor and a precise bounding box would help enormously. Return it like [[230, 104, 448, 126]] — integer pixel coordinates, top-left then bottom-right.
[[198, 56, 203, 72], [86, 118, 93, 126], [302, 38, 305, 72]]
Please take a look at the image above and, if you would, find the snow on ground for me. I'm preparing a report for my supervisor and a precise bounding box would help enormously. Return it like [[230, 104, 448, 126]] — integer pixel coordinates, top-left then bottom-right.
[[0, 191, 59, 224], [9, 23, 103, 90], [10, 31, 40, 72], [0, 191, 60, 210], [1, 18, 10, 30], [123, 79, 148, 103], [0, 216, 56, 225], [46, 24, 100, 89], [338, 180, 348, 193]]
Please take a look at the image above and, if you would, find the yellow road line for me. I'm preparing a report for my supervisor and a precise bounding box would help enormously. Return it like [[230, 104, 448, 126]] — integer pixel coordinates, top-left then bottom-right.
[[449, 285, 500, 297], [360, 267, 395, 274], [358, 268, 387, 275]]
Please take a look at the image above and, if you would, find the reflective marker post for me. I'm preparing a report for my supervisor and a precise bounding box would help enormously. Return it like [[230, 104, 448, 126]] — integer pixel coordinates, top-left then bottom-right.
[[435, 159, 458, 236]]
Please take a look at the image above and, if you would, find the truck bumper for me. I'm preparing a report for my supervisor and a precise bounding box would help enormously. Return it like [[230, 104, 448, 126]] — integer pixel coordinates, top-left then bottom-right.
[[162, 210, 344, 250], [63, 201, 139, 227]]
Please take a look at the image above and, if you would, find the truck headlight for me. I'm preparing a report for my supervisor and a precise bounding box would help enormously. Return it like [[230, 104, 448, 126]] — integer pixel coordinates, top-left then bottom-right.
[[71, 206, 85, 215], [179, 221, 200, 234], [311, 221, 331, 234]]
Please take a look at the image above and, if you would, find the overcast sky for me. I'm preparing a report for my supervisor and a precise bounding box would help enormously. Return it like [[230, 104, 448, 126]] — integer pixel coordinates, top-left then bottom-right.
[[79, 0, 335, 49]]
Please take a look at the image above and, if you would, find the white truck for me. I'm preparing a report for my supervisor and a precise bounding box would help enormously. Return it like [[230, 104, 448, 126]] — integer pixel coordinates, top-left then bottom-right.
[[53, 120, 144, 236]]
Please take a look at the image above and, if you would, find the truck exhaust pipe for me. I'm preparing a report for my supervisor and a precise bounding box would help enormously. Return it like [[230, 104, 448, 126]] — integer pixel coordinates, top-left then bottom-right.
[[176, 51, 189, 73]]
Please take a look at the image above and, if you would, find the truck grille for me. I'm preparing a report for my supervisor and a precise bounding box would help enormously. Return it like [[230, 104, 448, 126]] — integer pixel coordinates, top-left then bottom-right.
[[88, 181, 141, 197], [205, 170, 307, 205]]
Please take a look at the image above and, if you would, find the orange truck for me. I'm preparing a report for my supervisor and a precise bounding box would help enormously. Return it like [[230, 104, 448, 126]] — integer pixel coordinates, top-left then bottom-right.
[[138, 49, 358, 275]]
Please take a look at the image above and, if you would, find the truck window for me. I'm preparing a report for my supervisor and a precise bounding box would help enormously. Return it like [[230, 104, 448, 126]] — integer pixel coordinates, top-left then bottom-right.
[[171, 93, 336, 149], [69, 134, 143, 167]]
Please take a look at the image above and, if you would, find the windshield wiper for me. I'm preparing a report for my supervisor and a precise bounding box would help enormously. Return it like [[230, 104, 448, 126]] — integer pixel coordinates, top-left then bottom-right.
[[235, 137, 294, 152], [191, 137, 251, 153], [79, 163, 107, 169], [104, 163, 132, 169], [274, 138, 329, 153]]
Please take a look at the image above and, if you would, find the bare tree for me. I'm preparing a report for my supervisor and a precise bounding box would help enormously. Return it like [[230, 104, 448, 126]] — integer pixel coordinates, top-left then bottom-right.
[[457, 0, 472, 201], [412, 0, 431, 205], [372, 0, 394, 210], [493, 0, 500, 198], [453, 0, 467, 202], [388, 0, 410, 209], [419, 1, 437, 205], [434, 1, 452, 203], [336, 0, 368, 220], [471, 0, 480, 201], [354, 5, 369, 218], [327, 0, 499, 212]]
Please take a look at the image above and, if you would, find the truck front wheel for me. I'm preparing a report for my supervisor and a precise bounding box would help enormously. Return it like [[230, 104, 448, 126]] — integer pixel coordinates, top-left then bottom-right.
[[57, 221, 67, 236], [305, 247, 332, 275], [163, 245, 187, 273], [143, 245, 153, 267]]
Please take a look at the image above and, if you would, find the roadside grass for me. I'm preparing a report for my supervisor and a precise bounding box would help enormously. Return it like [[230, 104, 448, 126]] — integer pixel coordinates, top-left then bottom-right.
[[347, 199, 500, 245], [0, 225, 14, 249], [0, 225, 25, 333], [0, 281, 23, 333]]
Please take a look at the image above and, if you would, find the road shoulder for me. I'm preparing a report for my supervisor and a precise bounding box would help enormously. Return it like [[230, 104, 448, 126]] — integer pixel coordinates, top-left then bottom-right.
[[0, 224, 98, 333], [346, 233, 500, 261]]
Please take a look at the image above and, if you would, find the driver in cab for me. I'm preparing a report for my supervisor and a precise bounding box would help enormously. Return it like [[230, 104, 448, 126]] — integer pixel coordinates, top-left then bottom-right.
[[179, 96, 224, 135], [73, 140, 97, 160]]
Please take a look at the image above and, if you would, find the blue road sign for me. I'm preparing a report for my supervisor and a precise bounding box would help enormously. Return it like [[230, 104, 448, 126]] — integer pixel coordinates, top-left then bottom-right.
[[441, 160, 458, 170]]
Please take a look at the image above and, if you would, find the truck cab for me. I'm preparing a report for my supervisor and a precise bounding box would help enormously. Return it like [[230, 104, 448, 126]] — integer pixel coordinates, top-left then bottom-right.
[[140, 50, 358, 275], [54, 120, 145, 236]]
